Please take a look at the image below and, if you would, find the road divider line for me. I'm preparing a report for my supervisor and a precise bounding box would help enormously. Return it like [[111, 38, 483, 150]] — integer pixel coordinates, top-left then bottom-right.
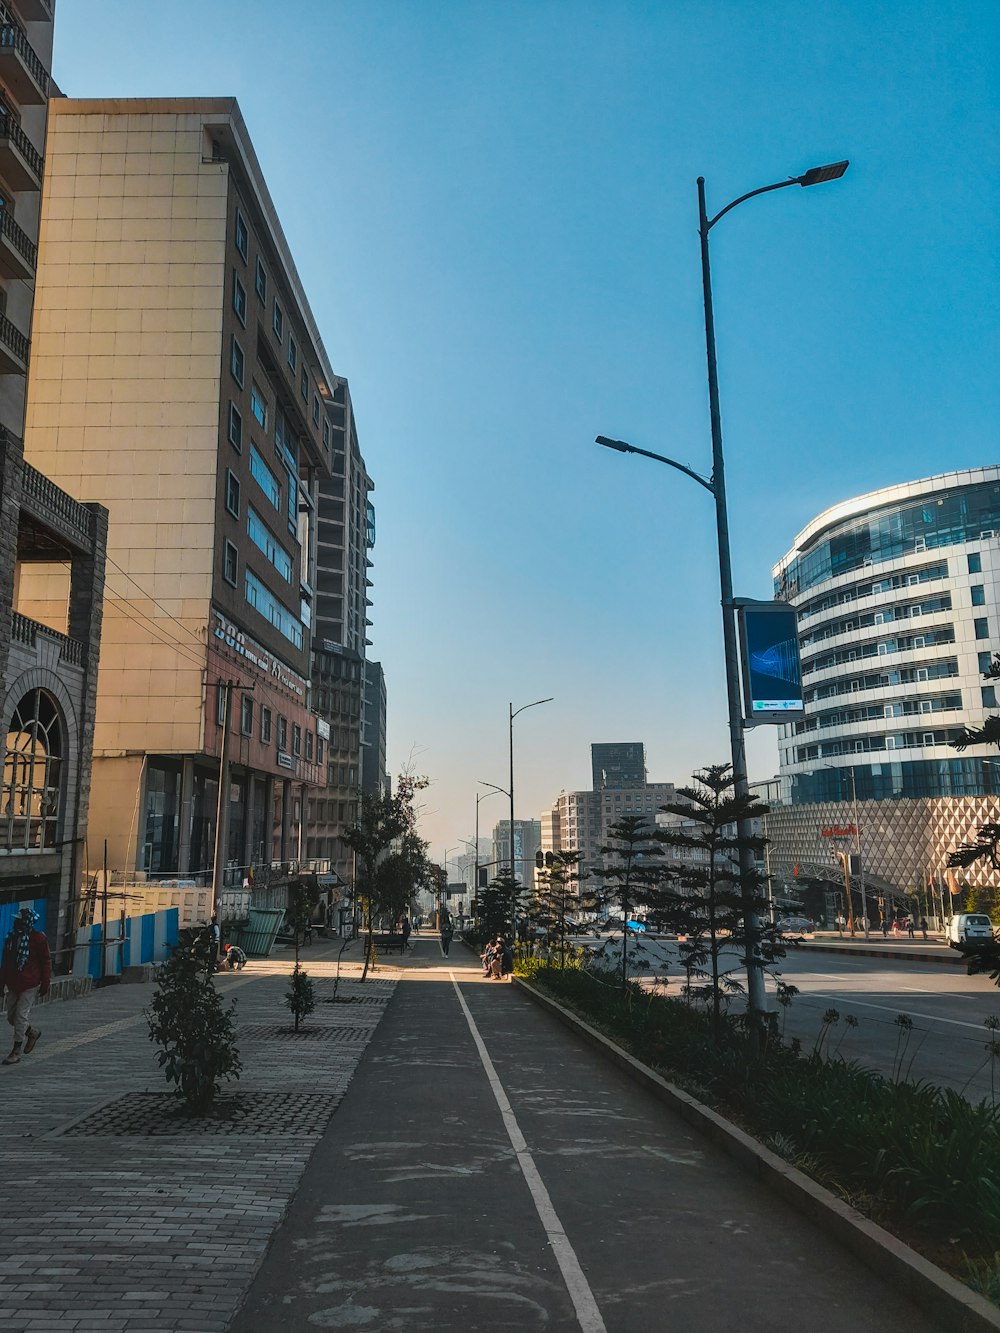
[[808, 990, 992, 1032], [450, 972, 607, 1333]]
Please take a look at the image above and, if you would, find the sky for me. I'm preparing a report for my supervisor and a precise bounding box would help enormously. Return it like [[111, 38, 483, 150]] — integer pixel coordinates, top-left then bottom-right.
[[54, 1, 999, 863]]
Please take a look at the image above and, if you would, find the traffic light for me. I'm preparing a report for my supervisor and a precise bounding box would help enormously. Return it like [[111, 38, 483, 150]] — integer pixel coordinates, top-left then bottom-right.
[[536, 850, 544, 869]]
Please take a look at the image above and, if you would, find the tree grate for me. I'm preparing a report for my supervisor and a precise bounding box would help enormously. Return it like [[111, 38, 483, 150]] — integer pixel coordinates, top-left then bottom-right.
[[56, 1090, 343, 1137], [237, 1023, 373, 1041]]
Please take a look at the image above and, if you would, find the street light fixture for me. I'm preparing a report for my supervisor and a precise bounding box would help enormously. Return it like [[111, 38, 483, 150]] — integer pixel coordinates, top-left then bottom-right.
[[509, 698, 554, 937], [475, 782, 509, 920], [596, 159, 849, 1028]]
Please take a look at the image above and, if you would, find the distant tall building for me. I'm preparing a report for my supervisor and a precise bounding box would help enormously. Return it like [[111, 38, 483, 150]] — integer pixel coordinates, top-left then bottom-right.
[[591, 742, 646, 791], [540, 791, 601, 881], [361, 659, 387, 795], [492, 819, 541, 888]]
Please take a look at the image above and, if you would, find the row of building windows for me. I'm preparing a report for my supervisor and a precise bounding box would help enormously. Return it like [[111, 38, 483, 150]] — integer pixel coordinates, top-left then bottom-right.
[[795, 727, 966, 763], [803, 623, 958, 675], [777, 487, 1000, 598], [218, 685, 323, 766], [799, 594, 954, 648], [793, 692, 965, 734], [791, 758, 1000, 804], [233, 208, 325, 447], [245, 569, 302, 649], [805, 657, 960, 704], [795, 561, 950, 623]]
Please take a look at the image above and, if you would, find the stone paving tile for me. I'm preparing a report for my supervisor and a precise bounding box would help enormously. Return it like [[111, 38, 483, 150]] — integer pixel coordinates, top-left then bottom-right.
[[0, 945, 393, 1333]]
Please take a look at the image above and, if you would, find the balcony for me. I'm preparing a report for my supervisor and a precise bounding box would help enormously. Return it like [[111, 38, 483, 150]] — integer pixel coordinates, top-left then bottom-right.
[[0, 98, 41, 189], [0, 15, 48, 104], [19, 454, 96, 548], [0, 204, 34, 277], [0, 310, 27, 373], [10, 610, 85, 667]]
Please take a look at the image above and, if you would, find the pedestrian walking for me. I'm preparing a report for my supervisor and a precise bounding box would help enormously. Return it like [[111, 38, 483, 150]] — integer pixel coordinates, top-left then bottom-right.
[[920, 916, 929, 940], [440, 918, 454, 956], [401, 916, 412, 950], [881, 916, 889, 938], [906, 916, 915, 938], [0, 907, 51, 1065]]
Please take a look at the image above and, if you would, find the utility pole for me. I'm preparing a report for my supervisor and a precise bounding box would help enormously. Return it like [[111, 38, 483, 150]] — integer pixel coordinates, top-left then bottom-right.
[[212, 679, 236, 920]]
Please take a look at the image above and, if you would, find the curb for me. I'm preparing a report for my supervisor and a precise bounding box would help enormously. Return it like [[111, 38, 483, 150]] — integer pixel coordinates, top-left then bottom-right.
[[37, 975, 93, 1006], [513, 976, 1000, 1333], [796, 942, 962, 967]]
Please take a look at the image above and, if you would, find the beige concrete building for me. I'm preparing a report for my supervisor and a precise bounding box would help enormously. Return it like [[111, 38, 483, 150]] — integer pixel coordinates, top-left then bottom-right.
[[21, 98, 366, 894]]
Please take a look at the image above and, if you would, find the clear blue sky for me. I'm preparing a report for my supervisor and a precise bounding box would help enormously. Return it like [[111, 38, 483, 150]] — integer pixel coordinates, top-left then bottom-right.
[[56, 1, 999, 860]]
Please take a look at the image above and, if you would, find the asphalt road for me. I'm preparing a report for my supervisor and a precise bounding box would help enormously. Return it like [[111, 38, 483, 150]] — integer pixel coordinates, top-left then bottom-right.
[[229, 937, 946, 1332], [583, 935, 1000, 1100]]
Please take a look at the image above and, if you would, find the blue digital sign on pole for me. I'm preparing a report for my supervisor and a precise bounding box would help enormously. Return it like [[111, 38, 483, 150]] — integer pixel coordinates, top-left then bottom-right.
[[737, 601, 804, 724]]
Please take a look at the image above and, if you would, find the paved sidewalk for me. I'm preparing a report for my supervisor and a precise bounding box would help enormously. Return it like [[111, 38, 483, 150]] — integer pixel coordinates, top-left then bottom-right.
[[229, 933, 949, 1332], [0, 934, 398, 1333]]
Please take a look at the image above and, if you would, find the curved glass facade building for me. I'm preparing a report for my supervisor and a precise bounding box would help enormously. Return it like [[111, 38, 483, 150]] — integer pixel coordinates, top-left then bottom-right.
[[773, 468, 1000, 805]]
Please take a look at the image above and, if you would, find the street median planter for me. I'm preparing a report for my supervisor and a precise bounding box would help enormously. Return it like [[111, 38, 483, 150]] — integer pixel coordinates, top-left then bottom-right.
[[514, 975, 1000, 1333]]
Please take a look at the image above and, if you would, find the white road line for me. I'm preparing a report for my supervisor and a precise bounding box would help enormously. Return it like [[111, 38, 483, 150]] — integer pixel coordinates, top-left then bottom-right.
[[806, 990, 994, 1032], [450, 973, 607, 1333]]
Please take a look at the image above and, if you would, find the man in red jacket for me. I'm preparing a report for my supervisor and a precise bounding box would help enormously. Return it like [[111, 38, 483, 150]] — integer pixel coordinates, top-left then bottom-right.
[[0, 906, 51, 1065]]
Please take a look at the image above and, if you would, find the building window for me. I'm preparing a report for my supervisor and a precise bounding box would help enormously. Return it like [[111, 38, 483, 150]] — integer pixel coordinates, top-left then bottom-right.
[[273, 299, 283, 342], [1, 688, 63, 853], [244, 570, 303, 648], [233, 271, 246, 325], [255, 256, 266, 302], [250, 382, 267, 430], [288, 334, 297, 372], [317, 736, 324, 766], [300, 368, 308, 401], [261, 707, 272, 743], [322, 419, 330, 451], [312, 395, 320, 427], [240, 694, 253, 736], [976, 617, 990, 640], [305, 731, 314, 761], [248, 506, 294, 581], [983, 687, 997, 709], [979, 651, 994, 674], [222, 539, 238, 587], [216, 684, 226, 725], [277, 715, 288, 750], [972, 585, 987, 606], [231, 336, 244, 387], [228, 401, 242, 452], [249, 444, 281, 510], [969, 553, 983, 574], [225, 470, 240, 518], [235, 209, 248, 262], [292, 723, 302, 756]]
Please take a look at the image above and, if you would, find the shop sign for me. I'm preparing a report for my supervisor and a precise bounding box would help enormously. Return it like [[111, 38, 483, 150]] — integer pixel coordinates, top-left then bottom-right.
[[821, 824, 857, 838], [212, 610, 306, 699]]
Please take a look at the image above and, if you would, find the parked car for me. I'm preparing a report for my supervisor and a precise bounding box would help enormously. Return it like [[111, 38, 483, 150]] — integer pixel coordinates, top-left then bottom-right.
[[947, 913, 994, 947]]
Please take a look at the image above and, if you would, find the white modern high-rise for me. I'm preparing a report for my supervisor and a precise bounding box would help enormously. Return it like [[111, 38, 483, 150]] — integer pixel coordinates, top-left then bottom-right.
[[768, 467, 1000, 907]]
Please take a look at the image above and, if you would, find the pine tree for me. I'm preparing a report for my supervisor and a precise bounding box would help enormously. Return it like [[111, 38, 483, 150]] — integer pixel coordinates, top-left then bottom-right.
[[591, 815, 672, 991], [657, 765, 793, 1038], [532, 850, 598, 967]]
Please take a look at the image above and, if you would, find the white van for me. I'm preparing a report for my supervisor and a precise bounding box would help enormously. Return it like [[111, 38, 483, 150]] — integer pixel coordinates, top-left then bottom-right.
[[947, 913, 994, 947]]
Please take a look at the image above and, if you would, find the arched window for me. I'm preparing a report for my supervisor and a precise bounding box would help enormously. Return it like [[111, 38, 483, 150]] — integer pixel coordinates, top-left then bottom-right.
[[2, 689, 62, 852]]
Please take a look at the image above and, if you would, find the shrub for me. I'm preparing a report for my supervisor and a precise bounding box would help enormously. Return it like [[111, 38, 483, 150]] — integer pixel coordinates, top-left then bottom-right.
[[146, 927, 242, 1114], [285, 964, 316, 1031]]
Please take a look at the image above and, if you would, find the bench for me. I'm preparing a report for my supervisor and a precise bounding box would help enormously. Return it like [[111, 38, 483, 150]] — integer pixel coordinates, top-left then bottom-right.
[[371, 933, 407, 955]]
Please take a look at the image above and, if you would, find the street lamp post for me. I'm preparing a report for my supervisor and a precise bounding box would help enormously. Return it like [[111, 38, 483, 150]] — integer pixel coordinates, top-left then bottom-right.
[[597, 159, 848, 1027], [476, 782, 509, 925], [509, 698, 554, 938]]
